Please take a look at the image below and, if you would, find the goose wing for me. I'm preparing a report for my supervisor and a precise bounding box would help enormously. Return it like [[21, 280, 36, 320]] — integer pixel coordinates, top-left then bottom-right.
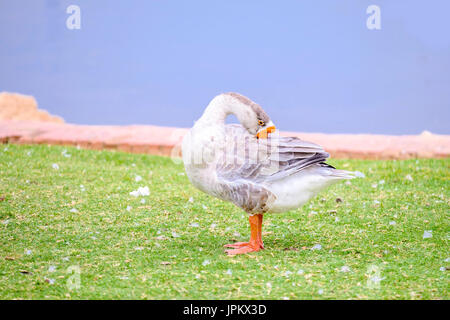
[[214, 124, 331, 212]]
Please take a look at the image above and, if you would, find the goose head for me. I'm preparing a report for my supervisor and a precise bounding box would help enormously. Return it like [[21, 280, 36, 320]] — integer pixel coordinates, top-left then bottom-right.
[[201, 92, 276, 139]]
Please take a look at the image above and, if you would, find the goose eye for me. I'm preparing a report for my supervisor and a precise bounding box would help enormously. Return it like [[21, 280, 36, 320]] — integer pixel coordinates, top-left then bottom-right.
[[258, 120, 265, 126]]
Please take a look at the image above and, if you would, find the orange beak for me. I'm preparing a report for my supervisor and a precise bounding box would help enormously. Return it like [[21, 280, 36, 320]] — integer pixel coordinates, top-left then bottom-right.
[[256, 126, 276, 139]]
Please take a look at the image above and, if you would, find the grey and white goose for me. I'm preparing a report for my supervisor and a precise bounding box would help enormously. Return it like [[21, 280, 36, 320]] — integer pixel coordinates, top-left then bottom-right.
[[182, 93, 355, 255]]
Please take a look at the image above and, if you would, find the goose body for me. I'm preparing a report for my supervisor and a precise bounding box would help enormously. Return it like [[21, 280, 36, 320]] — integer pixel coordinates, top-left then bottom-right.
[[182, 93, 354, 254]]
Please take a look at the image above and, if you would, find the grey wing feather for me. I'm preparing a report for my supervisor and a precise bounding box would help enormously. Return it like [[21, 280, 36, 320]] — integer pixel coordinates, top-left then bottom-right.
[[216, 179, 275, 213], [214, 124, 330, 212]]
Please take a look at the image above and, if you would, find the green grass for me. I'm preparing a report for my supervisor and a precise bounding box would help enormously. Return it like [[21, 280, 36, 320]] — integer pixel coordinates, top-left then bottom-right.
[[0, 144, 448, 300]]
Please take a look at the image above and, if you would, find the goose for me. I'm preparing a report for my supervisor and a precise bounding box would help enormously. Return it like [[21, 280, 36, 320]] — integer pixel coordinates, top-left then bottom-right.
[[182, 93, 355, 255]]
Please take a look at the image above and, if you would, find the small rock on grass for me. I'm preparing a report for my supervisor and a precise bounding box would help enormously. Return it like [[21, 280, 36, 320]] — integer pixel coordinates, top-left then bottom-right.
[[202, 260, 210, 266], [130, 186, 150, 197], [423, 230, 432, 239], [354, 171, 365, 178], [340, 266, 351, 273]]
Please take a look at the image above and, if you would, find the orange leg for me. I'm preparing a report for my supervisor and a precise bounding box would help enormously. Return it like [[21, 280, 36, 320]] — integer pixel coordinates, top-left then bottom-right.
[[224, 214, 264, 255]]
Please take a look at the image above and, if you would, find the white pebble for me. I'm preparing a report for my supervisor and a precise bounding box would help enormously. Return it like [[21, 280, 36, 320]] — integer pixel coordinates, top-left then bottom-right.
[[340, 266, 351, 273], [202, 260, 210, 266], [423, 230, 433, 239], [130, 186, 150, 197], [354, 171, 365, 178]]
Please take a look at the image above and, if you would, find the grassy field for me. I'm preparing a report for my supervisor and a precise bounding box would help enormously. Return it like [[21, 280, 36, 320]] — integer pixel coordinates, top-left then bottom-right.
[[0, 144, 448, 300]]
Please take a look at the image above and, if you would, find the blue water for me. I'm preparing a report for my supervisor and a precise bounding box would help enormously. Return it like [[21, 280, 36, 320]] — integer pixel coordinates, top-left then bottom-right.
[[1, 0, 449, 134]]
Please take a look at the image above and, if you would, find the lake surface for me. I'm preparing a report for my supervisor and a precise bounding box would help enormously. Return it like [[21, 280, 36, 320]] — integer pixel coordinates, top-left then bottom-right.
[[1, 1, 449, 134]]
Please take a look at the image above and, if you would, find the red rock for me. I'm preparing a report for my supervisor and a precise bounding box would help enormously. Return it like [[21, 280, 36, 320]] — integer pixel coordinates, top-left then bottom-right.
[[0, 92, 64, 123]]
